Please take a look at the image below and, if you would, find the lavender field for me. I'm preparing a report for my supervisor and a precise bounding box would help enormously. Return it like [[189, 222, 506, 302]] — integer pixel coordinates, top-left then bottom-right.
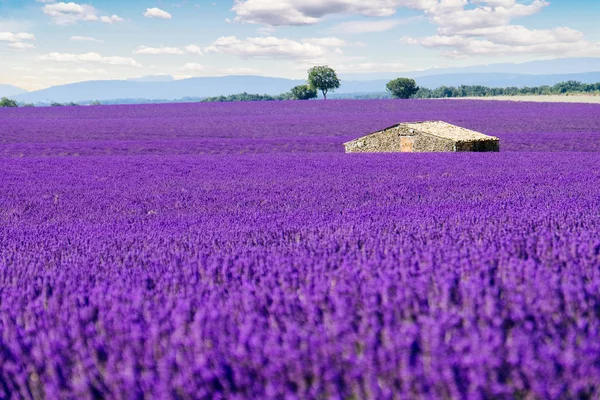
[[1, 100, 599, 399]]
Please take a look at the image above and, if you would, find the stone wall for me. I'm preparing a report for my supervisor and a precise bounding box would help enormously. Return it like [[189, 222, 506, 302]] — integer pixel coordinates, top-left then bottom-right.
[[344, 125, 500, 153], [413, 134, 454, 152], [345, 131, 454, 153], [344, 129, 409, 153], [455, 140, 500, 152]]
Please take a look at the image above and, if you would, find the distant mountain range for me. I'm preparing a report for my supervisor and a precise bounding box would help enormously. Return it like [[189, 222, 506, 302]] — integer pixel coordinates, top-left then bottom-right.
[[0, 84, 28, 98], [12, 76, 307, 103], [5, 58, 600, 103], [341, 57, 600, 81]]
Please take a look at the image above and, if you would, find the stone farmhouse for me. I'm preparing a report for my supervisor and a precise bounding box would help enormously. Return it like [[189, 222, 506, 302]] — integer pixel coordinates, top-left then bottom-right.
[[344, 121, 500, 153]]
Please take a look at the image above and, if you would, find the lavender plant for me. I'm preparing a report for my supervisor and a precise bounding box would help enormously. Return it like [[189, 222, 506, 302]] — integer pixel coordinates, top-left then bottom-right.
[[0, 100, 599, 399]]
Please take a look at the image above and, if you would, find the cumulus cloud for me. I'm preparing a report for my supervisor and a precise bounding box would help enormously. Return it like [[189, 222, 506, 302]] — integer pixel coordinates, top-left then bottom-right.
[[70, 35, 102, 42], [134, 45, 203, 55], [135, 46, 185, 55], [184, 45, 203, 55], [144, 8, 172, 19], [301, 37, 347, 47], [337, 61, 407, 73], [426, 0, 549, 36], [332, 18, 419, 34], [1, 31, 35, 51], [0, 32, 35, 42], [100, 15, 124, 24], [181, 63, 205, 71], [230, 0, 549, 29], [74, 68, 108, 74], [228, 0, 593, 61], [39, 52, 142, 67], [230, 0, 436, 25], [42, 2, 98, 24], [42, 2, 123, 25], [41, 67, 106, 74], [460, 26, 583, 46], [205, 36, 347, 59], [402, 26, 600, 58], [8, 42, 35, 50], [394, 0, 600, 59]]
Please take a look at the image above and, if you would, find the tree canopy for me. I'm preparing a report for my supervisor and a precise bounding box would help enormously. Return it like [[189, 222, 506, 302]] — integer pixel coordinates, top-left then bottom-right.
[[290, 85, 318, 100], [412, 81, 600, 98], [307, 66, 341, 100], [386, 78, 419, 99], [0, 97, 18, 107]]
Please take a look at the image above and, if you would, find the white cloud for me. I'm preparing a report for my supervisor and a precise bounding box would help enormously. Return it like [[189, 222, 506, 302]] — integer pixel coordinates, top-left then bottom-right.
[[332, 18, 418, 34], [396, 0, 600, 59], [8, 42, 35, 50], [403, 26, 600, 58], [301, 37, 347, 47], [39, 52, 142, 67], [256, 26, 276, 35], [337, 61, 407, 73], [27, 67, 106, 77], [100, 15, 124, 24], [426, 0, 549, 35], [181, 63, 205, 71], [134, 45, 203, 55], [0, 32, 35, 42], [43, 2, 98, 24], [1, 31, 35, 51], [70, 35, 102, 42], [143, 7, 172, 19], [230, 0, 436, 26], [135, 46, 184, 55], [42, 2, 123, 25], [205, 36, 347, 60], [184, 44, 203, 55], [458, 26, 583, 46], [74, 68, 108, 74], [470, 0, 518, 6]]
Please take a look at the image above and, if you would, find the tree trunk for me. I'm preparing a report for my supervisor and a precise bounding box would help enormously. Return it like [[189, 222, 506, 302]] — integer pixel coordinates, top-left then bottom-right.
[[323, 91, 327, 100]]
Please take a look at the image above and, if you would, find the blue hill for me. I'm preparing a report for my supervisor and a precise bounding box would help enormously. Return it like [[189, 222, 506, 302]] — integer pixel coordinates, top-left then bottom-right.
[[10, 57, 600, 103], [13, 76, 306, 103], [0, 84, 28, 98]]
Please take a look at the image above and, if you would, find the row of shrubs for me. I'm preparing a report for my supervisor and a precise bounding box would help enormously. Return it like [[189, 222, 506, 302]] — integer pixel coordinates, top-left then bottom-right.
[[3, 80, 600, 107], [412, 80, 600, 98], [0, 98, 84, 108]]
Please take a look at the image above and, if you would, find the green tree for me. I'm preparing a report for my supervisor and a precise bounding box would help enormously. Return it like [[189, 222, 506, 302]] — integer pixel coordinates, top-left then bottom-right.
[[386, 78, 419, 99], [290, 84, 318, 100], [307, 66, 341, 100], [0, 97, 18, 107]]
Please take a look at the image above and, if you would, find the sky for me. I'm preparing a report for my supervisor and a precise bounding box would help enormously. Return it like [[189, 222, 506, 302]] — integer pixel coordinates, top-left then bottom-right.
[[1, 0, 599, 90]]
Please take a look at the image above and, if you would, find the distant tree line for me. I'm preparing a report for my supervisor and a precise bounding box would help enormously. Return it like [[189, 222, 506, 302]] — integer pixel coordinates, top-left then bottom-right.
[[199, 92, 294, 102], [412, 80, 600, 98], [3, 75, 600, 108], [0, 97, 19, 107]]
